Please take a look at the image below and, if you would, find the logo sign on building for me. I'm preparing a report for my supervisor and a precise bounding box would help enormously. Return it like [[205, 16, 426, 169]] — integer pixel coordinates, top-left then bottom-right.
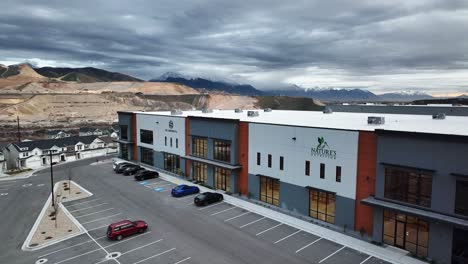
[[311, 137, 337, 159], [165, 120, 177, 133]]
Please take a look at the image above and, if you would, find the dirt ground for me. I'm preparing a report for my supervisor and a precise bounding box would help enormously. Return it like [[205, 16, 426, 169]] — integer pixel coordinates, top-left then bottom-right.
[[29, 181, 91, 247]]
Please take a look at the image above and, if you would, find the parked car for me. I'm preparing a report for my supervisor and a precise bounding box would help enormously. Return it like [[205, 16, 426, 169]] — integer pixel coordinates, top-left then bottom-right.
[[134, 170, 159, 181], [106, 220, 148, 241], [123, 165, 144, 176], [171, 185, 200, 197], [194, 192, 223, 206], [112, 159, 128, 170], [114, 163, 134, 173]]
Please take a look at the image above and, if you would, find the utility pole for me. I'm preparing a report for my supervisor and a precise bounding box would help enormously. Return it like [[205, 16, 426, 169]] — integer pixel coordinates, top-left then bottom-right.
[[50, 152, 55, 207], [17, 115, 21, 142]]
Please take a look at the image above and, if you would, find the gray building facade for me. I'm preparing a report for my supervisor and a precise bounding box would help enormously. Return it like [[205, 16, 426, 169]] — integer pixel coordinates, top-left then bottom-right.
[[117, 112, 136, 161], [365, 130, 468, 263]]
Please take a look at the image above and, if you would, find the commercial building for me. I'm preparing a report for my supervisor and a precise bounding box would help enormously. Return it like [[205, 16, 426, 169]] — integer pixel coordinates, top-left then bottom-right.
[[118, 109, 468, 264]]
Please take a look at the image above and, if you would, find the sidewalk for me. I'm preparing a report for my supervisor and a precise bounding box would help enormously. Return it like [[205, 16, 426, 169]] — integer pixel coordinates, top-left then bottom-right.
[[106, 158, 428, 264]]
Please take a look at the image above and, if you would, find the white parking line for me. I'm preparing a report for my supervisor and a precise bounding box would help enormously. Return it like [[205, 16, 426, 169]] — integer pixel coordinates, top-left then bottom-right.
[[75, 208, 115, 218], [53, 232, 152, 264], [82, 213, 121, 224], [319, 246, 346, 263], [186, 201, 194, 205], [68, 198, 101, 206], [256, 223, 283, 236], [173, 257, 191, 264], [69, 203, 108, 213], [144, 181, 168, 187], [360, 255, 373, 264], [131, 248, 176, 264], [240, 216, 266, 228], [87, 224, 110, 232], [295, 237, 322, 253], [274, 230, 301, 244], [198, 201, 225, 211], [224, 212, 250, 222], [211, 207, 235, 216], [38, 235, 107, 258], [94, 239, 163, 264], [177, 194, 197, 200]]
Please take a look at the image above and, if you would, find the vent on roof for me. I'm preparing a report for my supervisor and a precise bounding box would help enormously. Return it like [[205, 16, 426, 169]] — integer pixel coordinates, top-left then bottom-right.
[[432, 113, 446, 120], [368, 116, 385, 125], [323, 107, 333, 114], [171, 110, 183, 115], [247, 111, 259, 117], [234, 108, 243, 113], [202, 108, 213, 113], [264, 108, 272, 112]]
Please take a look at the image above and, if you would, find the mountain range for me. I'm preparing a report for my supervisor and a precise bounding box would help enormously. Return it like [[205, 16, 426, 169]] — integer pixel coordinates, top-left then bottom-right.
[[34, 67, 142, 82]]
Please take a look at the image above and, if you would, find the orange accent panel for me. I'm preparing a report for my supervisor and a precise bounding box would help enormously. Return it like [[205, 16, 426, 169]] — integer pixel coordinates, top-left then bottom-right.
[[185, 117, 190, 178], [238, 122, 249, 195], [355, 131, 377, 236], [132, 113, 138, 160]]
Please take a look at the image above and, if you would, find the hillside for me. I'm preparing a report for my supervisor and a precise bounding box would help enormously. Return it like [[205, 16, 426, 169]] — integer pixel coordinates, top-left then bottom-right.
[[35, 67, 143, 82]]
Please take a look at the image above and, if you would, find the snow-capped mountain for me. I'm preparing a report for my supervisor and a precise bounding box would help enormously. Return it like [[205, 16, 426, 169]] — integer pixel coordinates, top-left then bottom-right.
[[378, 91, 433, 101]]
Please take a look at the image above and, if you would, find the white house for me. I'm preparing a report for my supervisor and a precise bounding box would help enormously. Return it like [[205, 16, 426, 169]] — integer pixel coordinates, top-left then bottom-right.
[[3, 136, 110, 171], [79, 127, 103, 137]]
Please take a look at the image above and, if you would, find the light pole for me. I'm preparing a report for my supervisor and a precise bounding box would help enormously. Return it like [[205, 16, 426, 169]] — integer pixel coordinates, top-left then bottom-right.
[[49, 152, 55, 207]]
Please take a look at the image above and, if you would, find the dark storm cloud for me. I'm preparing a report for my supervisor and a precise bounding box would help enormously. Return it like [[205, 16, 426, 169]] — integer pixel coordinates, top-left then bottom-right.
[[1, 0, 468, 94]]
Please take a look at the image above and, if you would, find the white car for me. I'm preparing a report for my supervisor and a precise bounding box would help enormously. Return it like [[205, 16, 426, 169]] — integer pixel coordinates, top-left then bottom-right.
[[112, 159, 127, 169]]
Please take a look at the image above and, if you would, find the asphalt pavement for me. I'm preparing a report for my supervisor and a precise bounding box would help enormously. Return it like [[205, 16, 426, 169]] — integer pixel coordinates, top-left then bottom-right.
[[0, 159, 391, 264]]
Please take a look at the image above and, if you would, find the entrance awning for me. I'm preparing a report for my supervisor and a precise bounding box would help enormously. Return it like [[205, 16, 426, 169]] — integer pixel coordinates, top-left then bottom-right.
[[182, 155, 241, 170], [362, 196, 468, 228]]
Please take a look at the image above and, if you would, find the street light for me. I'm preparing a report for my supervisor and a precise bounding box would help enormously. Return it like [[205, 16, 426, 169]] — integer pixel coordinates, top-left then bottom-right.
[[49, 152, 55, 207]]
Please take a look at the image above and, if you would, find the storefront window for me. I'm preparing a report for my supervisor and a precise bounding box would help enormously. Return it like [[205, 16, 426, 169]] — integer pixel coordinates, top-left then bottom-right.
[[309, 189, 335, 224], [164, 153, 180, 174], [193, 162, 207, 184], [455, 180, 468, 216], [215, 167, 230, 192], [382, 210, 428, 258], [140, 129, 153, 144], [214, 140, 231, 162], [120, 144, 128, 160], [260, 176, 279, 206], [140, 147, 153, 165], [192, 137, 208, 158], [384, 168, 432, 207]]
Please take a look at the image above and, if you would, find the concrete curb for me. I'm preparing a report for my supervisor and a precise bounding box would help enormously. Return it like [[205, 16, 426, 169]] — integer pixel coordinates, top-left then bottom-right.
[[21, 181, 92, 251]]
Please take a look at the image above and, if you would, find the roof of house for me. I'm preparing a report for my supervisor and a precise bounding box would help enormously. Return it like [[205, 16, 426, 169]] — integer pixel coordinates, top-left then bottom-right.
[[132, 109, 468, 137], [46, 129, 66, 135], [99, 136, 115, 144], [11, 136, 99, 151], [79, 127, 101, 133]]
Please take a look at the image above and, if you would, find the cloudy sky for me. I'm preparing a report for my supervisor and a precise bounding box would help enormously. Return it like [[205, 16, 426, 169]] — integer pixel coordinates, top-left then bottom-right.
[[1, 0, 468, 95]]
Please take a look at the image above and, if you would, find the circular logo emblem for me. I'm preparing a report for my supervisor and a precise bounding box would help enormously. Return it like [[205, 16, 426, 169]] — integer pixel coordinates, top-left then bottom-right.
[[169, 120, 174, 129]]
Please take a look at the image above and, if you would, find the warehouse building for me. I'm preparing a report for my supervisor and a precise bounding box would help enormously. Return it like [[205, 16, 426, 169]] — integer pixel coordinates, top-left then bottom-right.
[[117, 109, 468, 264]]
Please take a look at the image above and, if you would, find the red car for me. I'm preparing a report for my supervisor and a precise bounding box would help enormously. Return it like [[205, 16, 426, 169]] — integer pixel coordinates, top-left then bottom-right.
[[106, 220, 148, 240]]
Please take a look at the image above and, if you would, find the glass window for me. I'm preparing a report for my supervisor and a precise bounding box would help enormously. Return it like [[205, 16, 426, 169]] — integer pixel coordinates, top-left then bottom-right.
[[259, 176, 279, 206], [320, 163, 325, 179], [309, 189, 335, 224], [192, 137, 208, 158], [193, 162, 207, 184], [140, 129, 153, 144], [382, 210, 429, 258], [165, 136, 167, 146], [336, 166, 341, 182], [257, 152, 261, 166], [214, 140, 231, 162], [279, 156, 284, 171], [140, 147, 153, 165], [305, 161, 310, 176], [120, 125, 128, 140], [268, 154, 272, 168], [164, 153, 180, 174], [384, 168, 432, 207], [170, 137, 173, 147], [215, 167, 230, 192], [455, 180, 468, 216], [120, 143, 128, 160], [176, 138, 179, 148]]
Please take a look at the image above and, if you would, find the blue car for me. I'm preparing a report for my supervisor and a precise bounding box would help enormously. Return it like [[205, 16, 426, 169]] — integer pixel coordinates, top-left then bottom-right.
[[171, 185, 200, 197]]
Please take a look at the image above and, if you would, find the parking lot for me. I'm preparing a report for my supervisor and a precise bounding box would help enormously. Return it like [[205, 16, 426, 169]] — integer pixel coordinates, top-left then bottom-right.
[[30, 162, 391, 264]]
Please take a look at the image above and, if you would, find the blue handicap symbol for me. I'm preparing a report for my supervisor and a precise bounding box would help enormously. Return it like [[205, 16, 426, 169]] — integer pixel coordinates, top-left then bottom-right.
[[139, 181, 148, 185], [154, 187, 164, 192]]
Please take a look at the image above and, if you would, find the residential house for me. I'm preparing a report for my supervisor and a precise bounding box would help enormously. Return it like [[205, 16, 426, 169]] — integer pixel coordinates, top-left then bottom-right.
[[79, 127, 103, 137], [46, 130, 71, 139], [99, 136, 119, 154], [3, 136, 109, 171]]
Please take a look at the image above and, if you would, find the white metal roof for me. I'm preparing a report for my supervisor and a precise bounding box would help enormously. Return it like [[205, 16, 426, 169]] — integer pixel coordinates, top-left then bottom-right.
[[135, 109, 468, 136]]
